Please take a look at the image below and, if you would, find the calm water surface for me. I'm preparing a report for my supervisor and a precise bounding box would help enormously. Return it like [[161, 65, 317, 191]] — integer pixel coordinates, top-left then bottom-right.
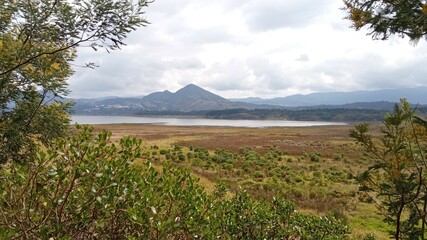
[[71, 115, 346, 128]]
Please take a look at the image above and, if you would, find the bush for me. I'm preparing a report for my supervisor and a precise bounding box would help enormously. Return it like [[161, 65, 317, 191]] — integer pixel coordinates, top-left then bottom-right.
[[213, 148, 234, 164], [253, 170, 265, 179], [0, 126, 349, 239], [178, 153, 186, 161], [333, 153, 344, 161], [310, 153, 320, 162], [0, 126, 206, 239]]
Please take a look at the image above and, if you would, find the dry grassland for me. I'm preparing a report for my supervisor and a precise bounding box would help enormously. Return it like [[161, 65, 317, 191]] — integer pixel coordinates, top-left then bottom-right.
[[92, 124, 363, 155]]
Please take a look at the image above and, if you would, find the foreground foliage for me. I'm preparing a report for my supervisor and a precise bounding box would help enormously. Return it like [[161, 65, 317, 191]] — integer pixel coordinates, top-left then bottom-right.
[[351, 100, 427, 239], [0, 126, 348, 239], [343, 0, 427, 42]]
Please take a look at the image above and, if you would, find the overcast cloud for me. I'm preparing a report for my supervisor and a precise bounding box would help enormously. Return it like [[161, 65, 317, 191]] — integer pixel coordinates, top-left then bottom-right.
[[69, 0, 427, 99]]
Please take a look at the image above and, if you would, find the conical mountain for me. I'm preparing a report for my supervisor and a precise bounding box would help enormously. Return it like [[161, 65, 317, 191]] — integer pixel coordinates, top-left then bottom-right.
[[175, 84, 229, 102], [141, 84, 250, 112]]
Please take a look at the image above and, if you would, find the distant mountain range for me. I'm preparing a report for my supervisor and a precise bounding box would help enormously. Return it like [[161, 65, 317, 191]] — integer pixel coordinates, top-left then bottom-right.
[[72, 84, 256, 115], [72, 84, 427, 115], [231, 86, 427, 107]]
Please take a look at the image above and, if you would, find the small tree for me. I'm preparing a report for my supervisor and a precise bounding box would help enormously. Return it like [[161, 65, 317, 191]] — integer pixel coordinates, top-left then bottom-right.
[[351, 99, 427, 239]]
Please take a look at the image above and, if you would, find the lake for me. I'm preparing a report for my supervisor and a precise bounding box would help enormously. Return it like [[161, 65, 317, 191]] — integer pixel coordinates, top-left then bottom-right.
[[71, 115, 347, 128]]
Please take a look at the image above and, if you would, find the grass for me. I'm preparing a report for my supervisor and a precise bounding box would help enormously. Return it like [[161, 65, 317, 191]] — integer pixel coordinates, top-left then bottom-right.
[[348, 203, 392, 240]]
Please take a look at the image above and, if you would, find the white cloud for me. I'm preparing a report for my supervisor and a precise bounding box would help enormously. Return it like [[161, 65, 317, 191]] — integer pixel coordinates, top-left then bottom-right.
[[243, 0, 331, 31], [296, 54, 309, 62], [69, 0, 427, 99]]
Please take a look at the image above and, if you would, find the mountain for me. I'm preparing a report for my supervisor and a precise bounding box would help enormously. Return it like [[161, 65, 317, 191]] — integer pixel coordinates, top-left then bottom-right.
[[141, 84, 253, 112], [233, 87, 427, 107], [72, 84, 256, 115]]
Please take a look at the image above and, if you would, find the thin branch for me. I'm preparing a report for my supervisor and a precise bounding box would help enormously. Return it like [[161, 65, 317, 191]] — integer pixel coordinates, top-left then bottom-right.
[[0, 31, 97, 77]]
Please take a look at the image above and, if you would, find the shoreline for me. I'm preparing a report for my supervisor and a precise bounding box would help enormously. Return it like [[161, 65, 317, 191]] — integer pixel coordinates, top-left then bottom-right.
[[71, 115, 349, 128]]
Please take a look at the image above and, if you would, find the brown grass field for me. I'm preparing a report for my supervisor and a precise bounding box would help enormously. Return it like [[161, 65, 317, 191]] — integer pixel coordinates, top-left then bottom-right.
[[91, 123, 365, 155]]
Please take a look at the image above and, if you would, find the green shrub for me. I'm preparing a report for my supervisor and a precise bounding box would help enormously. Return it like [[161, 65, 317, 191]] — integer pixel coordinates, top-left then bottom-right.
[[0, 126, 349, 239], [173, 144, 182, 151], [213, 148, 235, 164], [310, 153, 320, 162], [178, 153, 186, 161], [313, 170, 322, 178], [253, 170, 265, 179], [333, 153, 344, 161], [0, 126, 207, 239]]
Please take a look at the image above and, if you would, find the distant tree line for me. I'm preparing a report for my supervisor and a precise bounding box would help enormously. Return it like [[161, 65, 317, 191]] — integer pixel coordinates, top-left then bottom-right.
[[136, 110, 209, 117], [204, 108, 391, 122], [135, 107, 427, 122]]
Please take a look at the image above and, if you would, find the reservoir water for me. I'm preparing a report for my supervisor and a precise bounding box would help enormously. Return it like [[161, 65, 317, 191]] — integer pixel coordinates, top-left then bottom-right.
[[71, 115, 346, 128]]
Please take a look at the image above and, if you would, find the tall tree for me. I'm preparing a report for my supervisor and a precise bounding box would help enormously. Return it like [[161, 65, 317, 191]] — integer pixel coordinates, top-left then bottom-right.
[[342, 0, 427, 42], [0, 0, 150, 162], [344, 1, 427, 238]]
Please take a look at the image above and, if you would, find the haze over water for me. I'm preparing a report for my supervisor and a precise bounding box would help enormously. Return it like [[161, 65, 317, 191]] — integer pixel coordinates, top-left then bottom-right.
[[71, 115, 347, 128]]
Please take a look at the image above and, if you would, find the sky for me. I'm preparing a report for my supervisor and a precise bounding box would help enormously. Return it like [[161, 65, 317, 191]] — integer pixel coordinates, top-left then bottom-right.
[[69, 0, 427, 99]]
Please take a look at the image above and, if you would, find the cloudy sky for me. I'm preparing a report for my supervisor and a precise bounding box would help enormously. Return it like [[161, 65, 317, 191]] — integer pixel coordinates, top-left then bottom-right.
[[69, 0, 427, 99]]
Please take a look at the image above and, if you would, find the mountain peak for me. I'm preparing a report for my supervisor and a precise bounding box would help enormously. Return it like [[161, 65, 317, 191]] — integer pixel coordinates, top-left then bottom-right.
[[175, 84, 215, 97], [184, 83, 198, 88], [176, 84, 204, 93]]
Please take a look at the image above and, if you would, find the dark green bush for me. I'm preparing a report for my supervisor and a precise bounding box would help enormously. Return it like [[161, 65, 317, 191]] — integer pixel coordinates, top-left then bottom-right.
[[253, 170, 265, 179], [213, 148, 235, 164], [310, 153, 320, 162], [178, 153, 186, 161]]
